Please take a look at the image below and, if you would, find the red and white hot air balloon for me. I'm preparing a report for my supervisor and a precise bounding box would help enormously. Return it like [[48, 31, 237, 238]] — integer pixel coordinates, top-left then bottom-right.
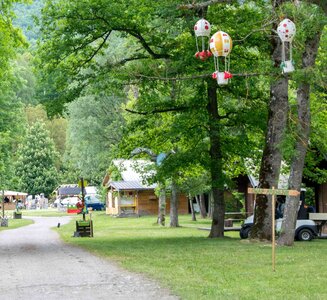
[[209, 31, 233, 85], [194, 19, 212, 61], [277, 18, 296, 73]]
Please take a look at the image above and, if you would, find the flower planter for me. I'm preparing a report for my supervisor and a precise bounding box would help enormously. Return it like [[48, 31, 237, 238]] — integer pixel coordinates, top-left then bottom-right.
[[75, 220, 93, 237], [13, 212, 22, 219]]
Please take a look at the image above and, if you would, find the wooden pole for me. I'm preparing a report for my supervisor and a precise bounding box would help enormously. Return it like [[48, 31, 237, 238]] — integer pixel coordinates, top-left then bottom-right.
[[80, 178, 85, 221], [247, 186, 299, 272], [90, 212, 93, 237], [272, 186, 276, 272], [2, 190, 4, 218]]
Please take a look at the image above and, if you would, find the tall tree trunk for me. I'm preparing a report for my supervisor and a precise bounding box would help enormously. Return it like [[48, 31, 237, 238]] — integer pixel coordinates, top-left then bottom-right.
[[158, 185, 166, 226], [208, 191, 213, 218], [251, 74, 288, 240], [195, 195, 201, 212], [278, 30, 323, 246], [189, 194, 197, 221], [170, 179, 179, 227], [206, 80, 225, 238], [199, 194, 207, 218], [251, 0, 289, 240]]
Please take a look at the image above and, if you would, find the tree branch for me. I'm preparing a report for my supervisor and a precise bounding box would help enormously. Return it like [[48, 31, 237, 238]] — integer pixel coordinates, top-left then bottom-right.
[[306, 0, 327, 14], [135, 72, 272, 81], [125, 106, 192, 115], [81, 31, 112, 67], [178, 0, 232, 10], [125, 29, 170, 59]]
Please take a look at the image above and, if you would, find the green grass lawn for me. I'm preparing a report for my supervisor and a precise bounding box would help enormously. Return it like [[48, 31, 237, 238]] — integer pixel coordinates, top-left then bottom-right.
[[21, 208, 69, 217], [56, 213, 327, 299], [0, 217, 33, 230]]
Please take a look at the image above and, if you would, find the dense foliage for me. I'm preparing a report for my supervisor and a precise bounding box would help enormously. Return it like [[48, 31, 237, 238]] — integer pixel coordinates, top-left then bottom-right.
[[0, 1, 324, 239], [0, 0, 27, 189], [15, 121, 59, 196]]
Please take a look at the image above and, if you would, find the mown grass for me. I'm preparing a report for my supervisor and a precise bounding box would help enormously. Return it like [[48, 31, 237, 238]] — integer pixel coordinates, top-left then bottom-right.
[[0, 217, 33, 230], [55, 213, 327, 299], [21, 208, 69, 217]]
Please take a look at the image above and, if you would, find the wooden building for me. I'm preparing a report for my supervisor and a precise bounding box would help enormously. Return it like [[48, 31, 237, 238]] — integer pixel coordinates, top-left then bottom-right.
[[317, 183, 327, 213], [1, 191, 28, 210], [103, 159, 188, 216]]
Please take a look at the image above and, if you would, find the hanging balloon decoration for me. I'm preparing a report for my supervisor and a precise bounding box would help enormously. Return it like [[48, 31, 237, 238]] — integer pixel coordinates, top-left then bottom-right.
[[194, 19, 212, 61], [277, 18, 296, 74], [209, 31, 233, 85]]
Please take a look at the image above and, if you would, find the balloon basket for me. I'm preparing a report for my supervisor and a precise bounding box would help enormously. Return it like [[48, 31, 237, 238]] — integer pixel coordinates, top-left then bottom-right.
[[281, 61, 294, 74], [217, 72, 229, 85]]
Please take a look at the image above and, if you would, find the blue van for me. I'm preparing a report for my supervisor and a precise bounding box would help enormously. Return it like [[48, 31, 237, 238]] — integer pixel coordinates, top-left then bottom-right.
[[84, 195, 105, 211]]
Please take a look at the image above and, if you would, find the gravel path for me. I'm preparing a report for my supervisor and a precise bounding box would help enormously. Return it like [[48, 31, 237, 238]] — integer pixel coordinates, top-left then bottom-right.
[[0, 217, 178, 300]]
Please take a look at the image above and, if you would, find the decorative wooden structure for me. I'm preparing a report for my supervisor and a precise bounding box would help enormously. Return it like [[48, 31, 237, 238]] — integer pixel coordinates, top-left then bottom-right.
[[103, 160, 188, 216]]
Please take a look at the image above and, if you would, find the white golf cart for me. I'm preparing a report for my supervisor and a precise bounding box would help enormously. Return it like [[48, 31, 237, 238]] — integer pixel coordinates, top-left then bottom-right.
[[240, 191, 319, 241]]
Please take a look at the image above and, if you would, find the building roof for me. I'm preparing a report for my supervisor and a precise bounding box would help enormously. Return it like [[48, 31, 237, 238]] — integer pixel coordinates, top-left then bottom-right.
[[245, 157, 289, 189], [56, 185, 82, 196], [109, 181, 157, 191], [248, 174, 289, 189], [105, 159, 156, 191], [3, 191, 28, 196]]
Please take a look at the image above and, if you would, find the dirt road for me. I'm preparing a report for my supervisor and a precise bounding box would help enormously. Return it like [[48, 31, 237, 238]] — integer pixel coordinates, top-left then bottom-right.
[[0, 216, 178, 300]]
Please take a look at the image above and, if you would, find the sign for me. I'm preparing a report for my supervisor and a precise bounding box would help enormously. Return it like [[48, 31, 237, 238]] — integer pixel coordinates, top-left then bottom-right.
[[247, 186, 300, 272], [78, 179, 88, 188], [248, 188, 300, 196]]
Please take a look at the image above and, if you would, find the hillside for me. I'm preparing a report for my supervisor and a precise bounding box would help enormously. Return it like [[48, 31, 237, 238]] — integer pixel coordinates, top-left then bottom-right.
[[13, 0, 44, 46]]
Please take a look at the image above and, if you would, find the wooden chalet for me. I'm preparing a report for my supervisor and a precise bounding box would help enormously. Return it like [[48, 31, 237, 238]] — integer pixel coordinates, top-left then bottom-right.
[[103, 159, 188, 216]]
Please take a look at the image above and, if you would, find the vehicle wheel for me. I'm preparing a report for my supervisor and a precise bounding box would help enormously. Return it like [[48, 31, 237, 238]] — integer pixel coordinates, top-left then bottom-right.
[[297, 229, 313, 241], [240, 226, 251, 239]]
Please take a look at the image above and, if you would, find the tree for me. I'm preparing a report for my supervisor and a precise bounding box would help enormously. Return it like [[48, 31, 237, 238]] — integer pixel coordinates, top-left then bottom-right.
[[11, 52, 37, 105], [15, 121, 59, 196], [0, 0, 27, 189], [36, 0, 270, 238], [250, 1, 326, 241], [278, 5, 326, 246], [0, 90, 25, 189], [65, 92, 126, 184], [25, 104, 68, 156]]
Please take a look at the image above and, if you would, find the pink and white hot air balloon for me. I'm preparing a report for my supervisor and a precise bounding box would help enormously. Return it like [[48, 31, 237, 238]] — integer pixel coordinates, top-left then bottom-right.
[[194, 19, 212, 61], [209, 31, 233, 85], [277, 18, 296, 73]]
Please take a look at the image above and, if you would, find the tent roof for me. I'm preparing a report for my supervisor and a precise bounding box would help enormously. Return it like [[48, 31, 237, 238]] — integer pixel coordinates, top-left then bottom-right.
[[3, 191, 28, 196]]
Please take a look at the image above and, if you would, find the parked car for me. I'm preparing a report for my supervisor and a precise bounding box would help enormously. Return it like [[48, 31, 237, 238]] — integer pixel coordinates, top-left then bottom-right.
[[60, 196, 80, 206], [85, 195, 105, 211]]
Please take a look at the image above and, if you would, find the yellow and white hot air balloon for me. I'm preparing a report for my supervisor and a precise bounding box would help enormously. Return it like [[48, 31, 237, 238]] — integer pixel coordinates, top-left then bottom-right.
[[209, 31, 233, 85], [194, 18, 212, 61]]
